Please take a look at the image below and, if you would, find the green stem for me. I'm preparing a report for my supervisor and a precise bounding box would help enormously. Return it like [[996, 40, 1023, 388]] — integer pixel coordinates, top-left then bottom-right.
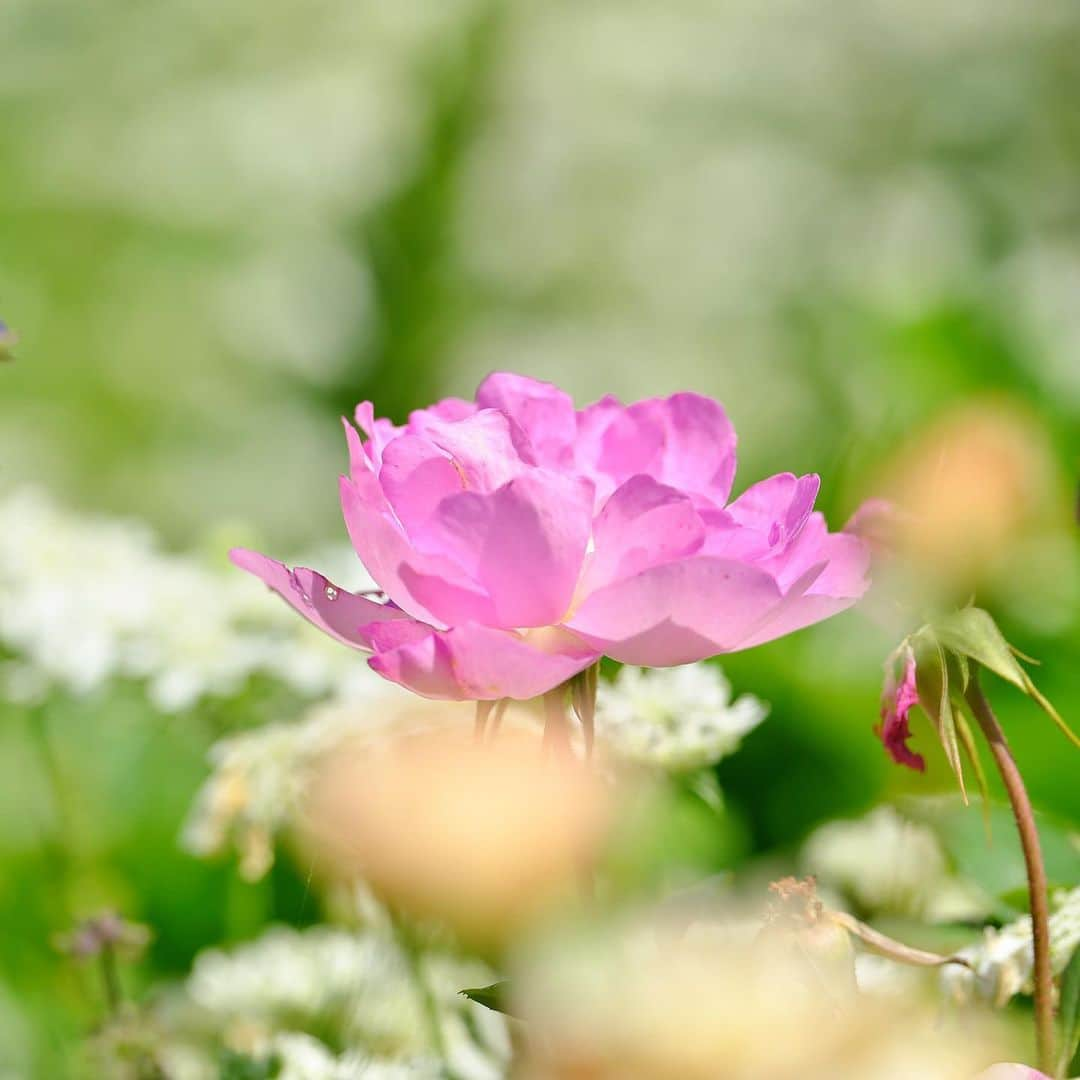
[[390, 912, 451, 1076], [26, 706, 76, 924], [100, 942, 122, 1018], [965, 673, 1054, 1074]]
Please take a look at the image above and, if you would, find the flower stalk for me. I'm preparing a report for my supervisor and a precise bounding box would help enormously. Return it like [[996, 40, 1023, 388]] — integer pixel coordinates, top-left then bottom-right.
[[389, 911, 451, 1076], [964, 672, 1054, 1074]]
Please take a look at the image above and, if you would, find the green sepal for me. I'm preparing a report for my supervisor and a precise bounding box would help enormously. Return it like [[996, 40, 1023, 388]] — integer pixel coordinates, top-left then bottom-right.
[[953, 707, 992, 840], [930, 607, 1080, 751], [909, 630, 967, 803], [460, 981, 514, 1016]]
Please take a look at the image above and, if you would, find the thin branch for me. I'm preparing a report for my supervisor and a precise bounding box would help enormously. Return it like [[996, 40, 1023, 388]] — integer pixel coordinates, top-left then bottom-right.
[[965, 672, 1054, 1074]]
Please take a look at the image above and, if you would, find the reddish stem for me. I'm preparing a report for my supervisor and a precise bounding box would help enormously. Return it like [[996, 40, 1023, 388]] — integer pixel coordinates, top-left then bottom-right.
[[965, 673, 1054, 1074]]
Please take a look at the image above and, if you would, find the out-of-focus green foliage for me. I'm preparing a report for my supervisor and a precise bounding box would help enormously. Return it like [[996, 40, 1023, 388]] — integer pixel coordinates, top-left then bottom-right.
[[2, 0, 1079, 1074]]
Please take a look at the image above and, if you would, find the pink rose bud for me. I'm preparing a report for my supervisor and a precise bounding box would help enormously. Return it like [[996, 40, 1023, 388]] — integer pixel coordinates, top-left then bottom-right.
[[876, 643, 925, 771]]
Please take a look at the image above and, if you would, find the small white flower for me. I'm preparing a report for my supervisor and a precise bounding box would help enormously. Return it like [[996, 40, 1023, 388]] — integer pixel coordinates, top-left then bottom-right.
[[184, 926, 507, 1080], [0, 487, 390, 711], [181, 692, 455, 878], [943, 885, 1080, 1007], [266, 1033, 442, 1080], [802, 806, 988, 921], [594, 662, 767, 772]]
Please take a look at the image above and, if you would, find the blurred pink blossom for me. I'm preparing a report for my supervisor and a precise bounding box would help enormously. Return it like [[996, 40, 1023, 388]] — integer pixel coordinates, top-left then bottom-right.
[[976, 1066, 1053, 1080], [233, 373, 870, 700]]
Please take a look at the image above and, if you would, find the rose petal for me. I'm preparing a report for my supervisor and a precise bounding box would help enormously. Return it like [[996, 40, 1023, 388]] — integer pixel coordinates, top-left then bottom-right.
[[378, 434, 464, 536], [761, 513, 871, 594], [368, 622, 601, 700], [732, 525, 869, 648], [568, 556, 785, 665], [407, 408, 534, 492], [476, 372, 577, 468], [229, 548, 406, 649], [704, 473, 820, 561], [353, 402, 401, 470], [583, 475, 706, 592], [592, 394, 738, 507], [340, 473, 497, 627], [976, 1066, 1052, 1080], [428, 471, 594, 627]]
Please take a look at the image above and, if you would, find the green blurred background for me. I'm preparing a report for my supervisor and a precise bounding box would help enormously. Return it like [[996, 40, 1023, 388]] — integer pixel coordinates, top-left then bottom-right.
[[1, 0, 1078, 1074]]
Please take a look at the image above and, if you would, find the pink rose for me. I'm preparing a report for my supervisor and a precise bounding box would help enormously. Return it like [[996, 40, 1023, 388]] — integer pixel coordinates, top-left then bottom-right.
[[233, 373, 870, 700]]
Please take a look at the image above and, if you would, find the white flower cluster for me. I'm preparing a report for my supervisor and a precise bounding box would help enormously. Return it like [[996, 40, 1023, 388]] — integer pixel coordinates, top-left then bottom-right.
[[0, 489, 386, 712], [801, 806, 989, 921], [594, 663, 767, 772], [261, 1034, 442, 1080], [942, 886, 1080, 1008], [181, 695, 465, 879], [183, 925, 508, 1080]]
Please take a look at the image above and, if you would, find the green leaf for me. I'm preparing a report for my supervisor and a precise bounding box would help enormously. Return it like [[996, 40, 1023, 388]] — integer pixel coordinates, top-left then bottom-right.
[[931, 607, 1080, 751], [685, 770, 725, 814], [911, 635, 966, 803], [931, 608, 1028, 691], [953, 707, 992, 840], [1058, 942, 1080, 1079], [461, 981, 514, 1016], [954, 651, 970, 692]]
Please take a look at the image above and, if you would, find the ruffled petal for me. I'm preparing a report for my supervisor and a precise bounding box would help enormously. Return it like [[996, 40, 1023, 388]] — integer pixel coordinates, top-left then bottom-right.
[[583, 475, 705, 593], [567, 556, 785, 665], [703, 473, 820, 561], [407, 408, 534, 492], [732, 524, 869, 648], [378, 433, 464, 537], [352, 402, 400, 471], [475, 372, 577, 468], [367, 621, 601, 700], [229, 548, 406, 649], [339, 473, 497, 627], [426, 471, 594, 627], [591, 393, 738, 507]]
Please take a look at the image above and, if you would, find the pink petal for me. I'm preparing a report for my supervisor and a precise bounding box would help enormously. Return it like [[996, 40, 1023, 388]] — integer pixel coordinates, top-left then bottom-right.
[[353, 402, 401, 470], [584, 475, 706, 592], [567, 556, 785, 665], [339, 473, 497, 627], [407, 408, 534, 492], [593, 399, 666, 487], [378, 434, 464, 536], [733, 525, 870, 648], [704, 473, 820, 561], [875, 644, 925, 771], [475, 372, 577, 468], [976, 1067, 1052, 1080], [731, 573, 854, 650], [426, 471, 594, 627], [655, 393, 739, 504], [367, 621, 601, 701], [412, 396, 476, 423], [574, 394, 625, 503], [229, 548, 406, 649], [588, 393, 738, 507]]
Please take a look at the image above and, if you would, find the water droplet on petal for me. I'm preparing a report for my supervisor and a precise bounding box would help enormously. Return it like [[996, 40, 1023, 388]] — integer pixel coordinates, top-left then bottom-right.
[[325, 585, 339, 601]]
